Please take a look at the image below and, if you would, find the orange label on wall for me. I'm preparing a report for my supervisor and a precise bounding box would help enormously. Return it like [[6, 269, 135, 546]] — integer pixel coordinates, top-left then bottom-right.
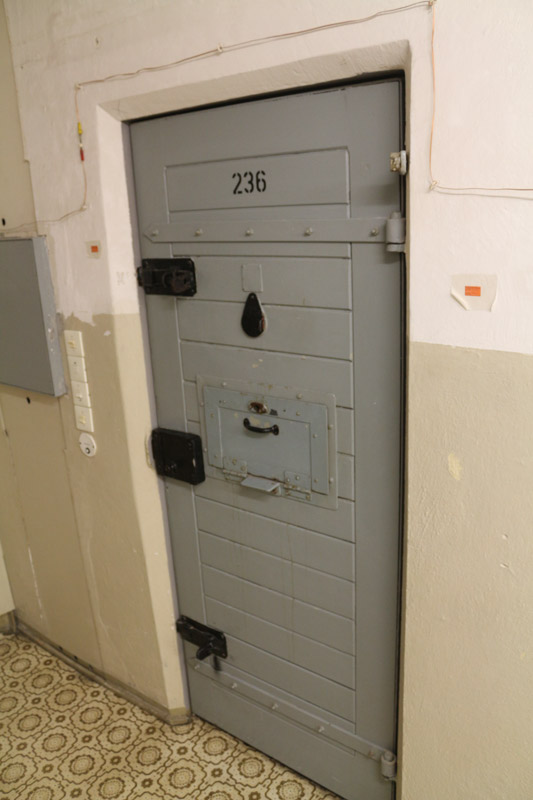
[[465, 285, 481, 297]]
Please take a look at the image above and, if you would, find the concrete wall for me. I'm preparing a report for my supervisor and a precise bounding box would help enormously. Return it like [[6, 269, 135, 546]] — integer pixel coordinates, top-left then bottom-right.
[[1, 0, 533, 797]]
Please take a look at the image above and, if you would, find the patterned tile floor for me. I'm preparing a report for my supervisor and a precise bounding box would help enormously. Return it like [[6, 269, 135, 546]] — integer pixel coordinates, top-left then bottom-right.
[[0, 634, 338, 800]]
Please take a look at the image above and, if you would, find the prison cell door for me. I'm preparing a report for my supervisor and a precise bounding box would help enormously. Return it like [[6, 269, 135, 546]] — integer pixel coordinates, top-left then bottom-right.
[[131, 79, 404, 800]]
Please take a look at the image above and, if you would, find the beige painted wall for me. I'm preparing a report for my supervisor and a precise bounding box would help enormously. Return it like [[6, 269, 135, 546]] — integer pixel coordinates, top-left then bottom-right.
[[0, 385, 101, 661], [1, 1, 533, 797], [0, 0, 27, 617], [400, 342, 533, 798], [0, 541, 14, 616]]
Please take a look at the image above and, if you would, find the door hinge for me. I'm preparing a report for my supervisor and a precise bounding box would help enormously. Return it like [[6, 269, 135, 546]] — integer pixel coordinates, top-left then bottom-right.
[[137, 258, 196, 296], [386, 212, 406, 253], [177, 616, 227, 670], [390, 150, 408, 175], [151, 428, 205, 484], [145, 218, 405, 253], [381, 750, 397, 781]]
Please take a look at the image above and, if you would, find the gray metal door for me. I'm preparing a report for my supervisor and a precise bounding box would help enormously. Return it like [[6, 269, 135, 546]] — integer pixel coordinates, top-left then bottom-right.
[[131, 80, 403, 800]]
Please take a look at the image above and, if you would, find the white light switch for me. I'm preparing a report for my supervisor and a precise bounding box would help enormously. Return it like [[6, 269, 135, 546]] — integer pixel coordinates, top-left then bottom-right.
[[64, 330, 84, 357], [74, 405, 94, 432], [71, 380, 91, 408], [67, 355, 87, 382]]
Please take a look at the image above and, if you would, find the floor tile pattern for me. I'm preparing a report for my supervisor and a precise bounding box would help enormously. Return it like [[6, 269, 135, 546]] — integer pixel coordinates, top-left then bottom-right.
[[0, 634, 338, 800]]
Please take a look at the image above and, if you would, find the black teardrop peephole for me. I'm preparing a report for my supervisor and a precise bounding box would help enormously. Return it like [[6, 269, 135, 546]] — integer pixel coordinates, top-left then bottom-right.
[[241, 293, 266, 337]]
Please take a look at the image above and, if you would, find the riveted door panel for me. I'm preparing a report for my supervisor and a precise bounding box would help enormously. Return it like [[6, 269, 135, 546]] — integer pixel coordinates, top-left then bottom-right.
[[131, 80, 403, 800]]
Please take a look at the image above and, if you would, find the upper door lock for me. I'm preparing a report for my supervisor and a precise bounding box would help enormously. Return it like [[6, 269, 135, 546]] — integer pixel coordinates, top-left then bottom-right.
[[137, 258, 197, 296]]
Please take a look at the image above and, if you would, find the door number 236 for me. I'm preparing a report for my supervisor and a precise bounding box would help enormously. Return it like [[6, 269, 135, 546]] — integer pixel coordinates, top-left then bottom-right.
[[232, 170, 267, 194]]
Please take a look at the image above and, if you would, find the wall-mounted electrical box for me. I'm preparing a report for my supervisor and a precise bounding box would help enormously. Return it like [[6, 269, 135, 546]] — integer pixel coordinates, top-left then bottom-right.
[[0, 238, 65, 396]]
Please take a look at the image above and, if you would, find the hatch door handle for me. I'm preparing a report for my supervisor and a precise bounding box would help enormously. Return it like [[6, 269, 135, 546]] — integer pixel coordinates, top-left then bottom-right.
[[243, 418, 279, 435]]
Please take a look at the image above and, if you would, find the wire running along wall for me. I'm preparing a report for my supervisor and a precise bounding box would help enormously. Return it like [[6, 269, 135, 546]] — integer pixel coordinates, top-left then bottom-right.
[[3, 0, 532, 236]]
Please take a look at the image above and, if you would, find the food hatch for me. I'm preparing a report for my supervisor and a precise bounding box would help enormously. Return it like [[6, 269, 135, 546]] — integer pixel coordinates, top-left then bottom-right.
[[198, 377, 337, 508]]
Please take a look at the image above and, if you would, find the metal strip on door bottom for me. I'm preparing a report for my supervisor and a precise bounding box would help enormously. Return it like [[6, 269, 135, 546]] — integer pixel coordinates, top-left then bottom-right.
[[191, 658, 392, 764]]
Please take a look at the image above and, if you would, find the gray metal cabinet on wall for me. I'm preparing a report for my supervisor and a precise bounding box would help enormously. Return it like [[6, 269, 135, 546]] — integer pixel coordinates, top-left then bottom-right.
[[131, 79, 404, 800]]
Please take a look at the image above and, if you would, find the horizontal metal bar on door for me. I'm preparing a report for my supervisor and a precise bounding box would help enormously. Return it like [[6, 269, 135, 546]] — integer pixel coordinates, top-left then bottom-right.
[[145, 218, 388, 244], [191, 657, 389, 763]]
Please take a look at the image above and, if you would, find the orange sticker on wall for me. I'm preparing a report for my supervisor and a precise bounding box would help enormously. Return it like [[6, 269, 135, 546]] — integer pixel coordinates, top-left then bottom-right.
[[451, 275, 497, 310]]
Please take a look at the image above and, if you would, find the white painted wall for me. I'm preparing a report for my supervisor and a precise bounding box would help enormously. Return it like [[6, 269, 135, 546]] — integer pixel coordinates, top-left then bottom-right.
[[5, 0, 533, 352], [3, 0, 533, 797], [0, 0, 34, 231]]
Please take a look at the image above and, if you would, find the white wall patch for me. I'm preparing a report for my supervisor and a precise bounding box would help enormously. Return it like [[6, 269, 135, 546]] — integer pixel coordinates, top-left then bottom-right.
[[241, 263, 263, 293], [85, 241, 101, 258], [451, 275, 498, 311]]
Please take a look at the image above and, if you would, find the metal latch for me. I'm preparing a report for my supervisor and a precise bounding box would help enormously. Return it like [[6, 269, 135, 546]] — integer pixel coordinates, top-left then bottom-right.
[[385, 212, 406, 253], [151, 428, 205, 485], [177, 616, 227, 670], [137, 258, 196, 296], [241, 475, 281, 494], [390, 150, 408, 175]]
